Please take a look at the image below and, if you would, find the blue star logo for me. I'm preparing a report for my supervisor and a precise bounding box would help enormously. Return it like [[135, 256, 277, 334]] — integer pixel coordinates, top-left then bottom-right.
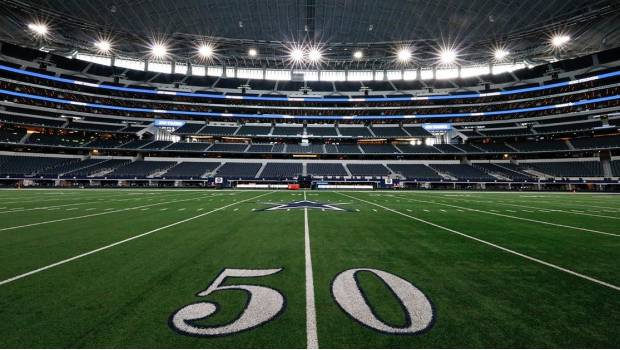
[[257, 200, 351, 212]]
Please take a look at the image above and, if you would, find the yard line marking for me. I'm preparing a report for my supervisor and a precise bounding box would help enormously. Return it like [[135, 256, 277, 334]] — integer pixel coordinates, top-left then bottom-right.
[[66, 208, 78, 211], [406, 209, 412, 212], [178, 208, 186, 211], [398, 196, 620, 238], [0, 192, 168, 206], [0, 200, 106, 215], [462, 198, 620, 220], [339, 193, 620, 292], [303, 191, 319, 349], [426, 193, 620, 220], [198, 208, 204, 211], [160, 208, 168, 211], [0, 192, 273, 287], [86, 208, 96, 211], [0, 195, 215, 232], [233, 208, 239, 211]]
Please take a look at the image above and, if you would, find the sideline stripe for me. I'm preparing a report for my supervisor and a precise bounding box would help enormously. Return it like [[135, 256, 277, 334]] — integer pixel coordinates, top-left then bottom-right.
[[0, 193, 216, 232], [459, 197, 620, 220], [339, 192, 620, 292], [0, 192, 271, 287], [304, 191, 319, 349], [0, 191, 165, 205], [396, 195, 620, 238]]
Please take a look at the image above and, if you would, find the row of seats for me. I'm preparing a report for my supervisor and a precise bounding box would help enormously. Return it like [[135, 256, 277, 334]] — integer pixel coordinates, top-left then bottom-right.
[[431, 164, 496, 181], [7, 129, 620, 154], [1, 154, 617, 179], [1, 113, 142, 132], [526, 161, 604, 177], [174, 124, 432, 138], [0, 155, 78, 175], [475, 163, 535, 181]]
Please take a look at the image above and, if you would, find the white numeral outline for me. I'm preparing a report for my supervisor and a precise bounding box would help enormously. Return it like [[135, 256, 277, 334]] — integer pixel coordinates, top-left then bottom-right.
[[169, 268, 286, 337], [331, 268, 435, 335]]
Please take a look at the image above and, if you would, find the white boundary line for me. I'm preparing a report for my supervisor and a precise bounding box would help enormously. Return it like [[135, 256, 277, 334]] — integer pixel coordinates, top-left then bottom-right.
[[393, 195, 620, 238], [0, 192, 272, 287], [0, 194, 181, 215], [0, 193, 219, 232], [304, 190, 319, 349], [446, 197, 620, 220], [0, 191, 167, 205], [338, 192, 620, 292]]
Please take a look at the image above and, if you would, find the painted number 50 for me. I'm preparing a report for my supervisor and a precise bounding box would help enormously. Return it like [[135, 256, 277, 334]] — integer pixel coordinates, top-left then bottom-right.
[[169, 267, 434, 337]]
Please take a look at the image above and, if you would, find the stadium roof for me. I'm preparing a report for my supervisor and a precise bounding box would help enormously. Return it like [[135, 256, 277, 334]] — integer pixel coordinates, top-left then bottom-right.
[[1, 0, 620, 69]]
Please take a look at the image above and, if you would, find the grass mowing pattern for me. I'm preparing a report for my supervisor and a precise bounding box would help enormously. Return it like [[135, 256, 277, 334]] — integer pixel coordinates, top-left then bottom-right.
[[0, 189, 618, 348]]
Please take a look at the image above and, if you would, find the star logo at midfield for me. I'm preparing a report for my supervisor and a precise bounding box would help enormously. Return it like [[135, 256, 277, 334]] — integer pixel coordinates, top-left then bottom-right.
[[257, 200, 351, 212]]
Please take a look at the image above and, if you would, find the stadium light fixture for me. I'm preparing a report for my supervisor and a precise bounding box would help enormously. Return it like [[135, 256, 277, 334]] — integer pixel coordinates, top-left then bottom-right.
[[353, 50, 363, 59], [197, 43, 214, 58], [150, 42, 168, 59], [289, 47, 305, 63], [308, 47, 323, 62], [439, 48, 457, 65], [248, 48, 258, 57], [494, 48, 509, 61], [397, 48, 412, 62], [551, 34, 570, 48], [27, 22, 48, 37], [94, 39, 112, 54]]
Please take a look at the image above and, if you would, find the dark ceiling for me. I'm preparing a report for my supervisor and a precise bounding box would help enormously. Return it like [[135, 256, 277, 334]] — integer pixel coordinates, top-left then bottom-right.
[[14, 0, 619, 43], [1, 0, 619, 69]]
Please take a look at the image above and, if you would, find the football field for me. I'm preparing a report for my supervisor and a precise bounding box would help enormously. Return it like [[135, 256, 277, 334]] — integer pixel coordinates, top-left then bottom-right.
[[0, 189, 618, 348]]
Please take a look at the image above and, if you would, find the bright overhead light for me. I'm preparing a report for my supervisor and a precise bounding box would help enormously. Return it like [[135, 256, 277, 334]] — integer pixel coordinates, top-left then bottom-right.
[[289, 47, 304, 63], [27, 22, 48, 36], [197, 43, 214, 58], [494, 48, 509, 61], [248, 48, 257, 57], [150, 42, 168, 58], [308, 47, 322, 62], [551, 34, 570, 48], [94, 39, 112, 54], [439, 48, 457, 64], [397, 48, 411, 62], [353, 50, 363, 59]]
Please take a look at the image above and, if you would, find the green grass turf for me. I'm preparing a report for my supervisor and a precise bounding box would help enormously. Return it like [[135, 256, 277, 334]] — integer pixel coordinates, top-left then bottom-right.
[[0, 189, 618, 348]]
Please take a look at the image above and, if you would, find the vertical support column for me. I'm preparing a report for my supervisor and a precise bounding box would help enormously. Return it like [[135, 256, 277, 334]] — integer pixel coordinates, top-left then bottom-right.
[[600, 150, 613, 178]]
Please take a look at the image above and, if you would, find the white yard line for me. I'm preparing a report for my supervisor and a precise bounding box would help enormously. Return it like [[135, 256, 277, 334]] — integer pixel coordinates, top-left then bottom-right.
[[303, 191, 319, 349], [338, 192, 620, 292], [0, 192, 272, 287], [0, 192, 163, 205], [445, 196, 620, 220], [0, 193, 189, 214], [395, 195, 620, 238], [0, 194, 216, 232]]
